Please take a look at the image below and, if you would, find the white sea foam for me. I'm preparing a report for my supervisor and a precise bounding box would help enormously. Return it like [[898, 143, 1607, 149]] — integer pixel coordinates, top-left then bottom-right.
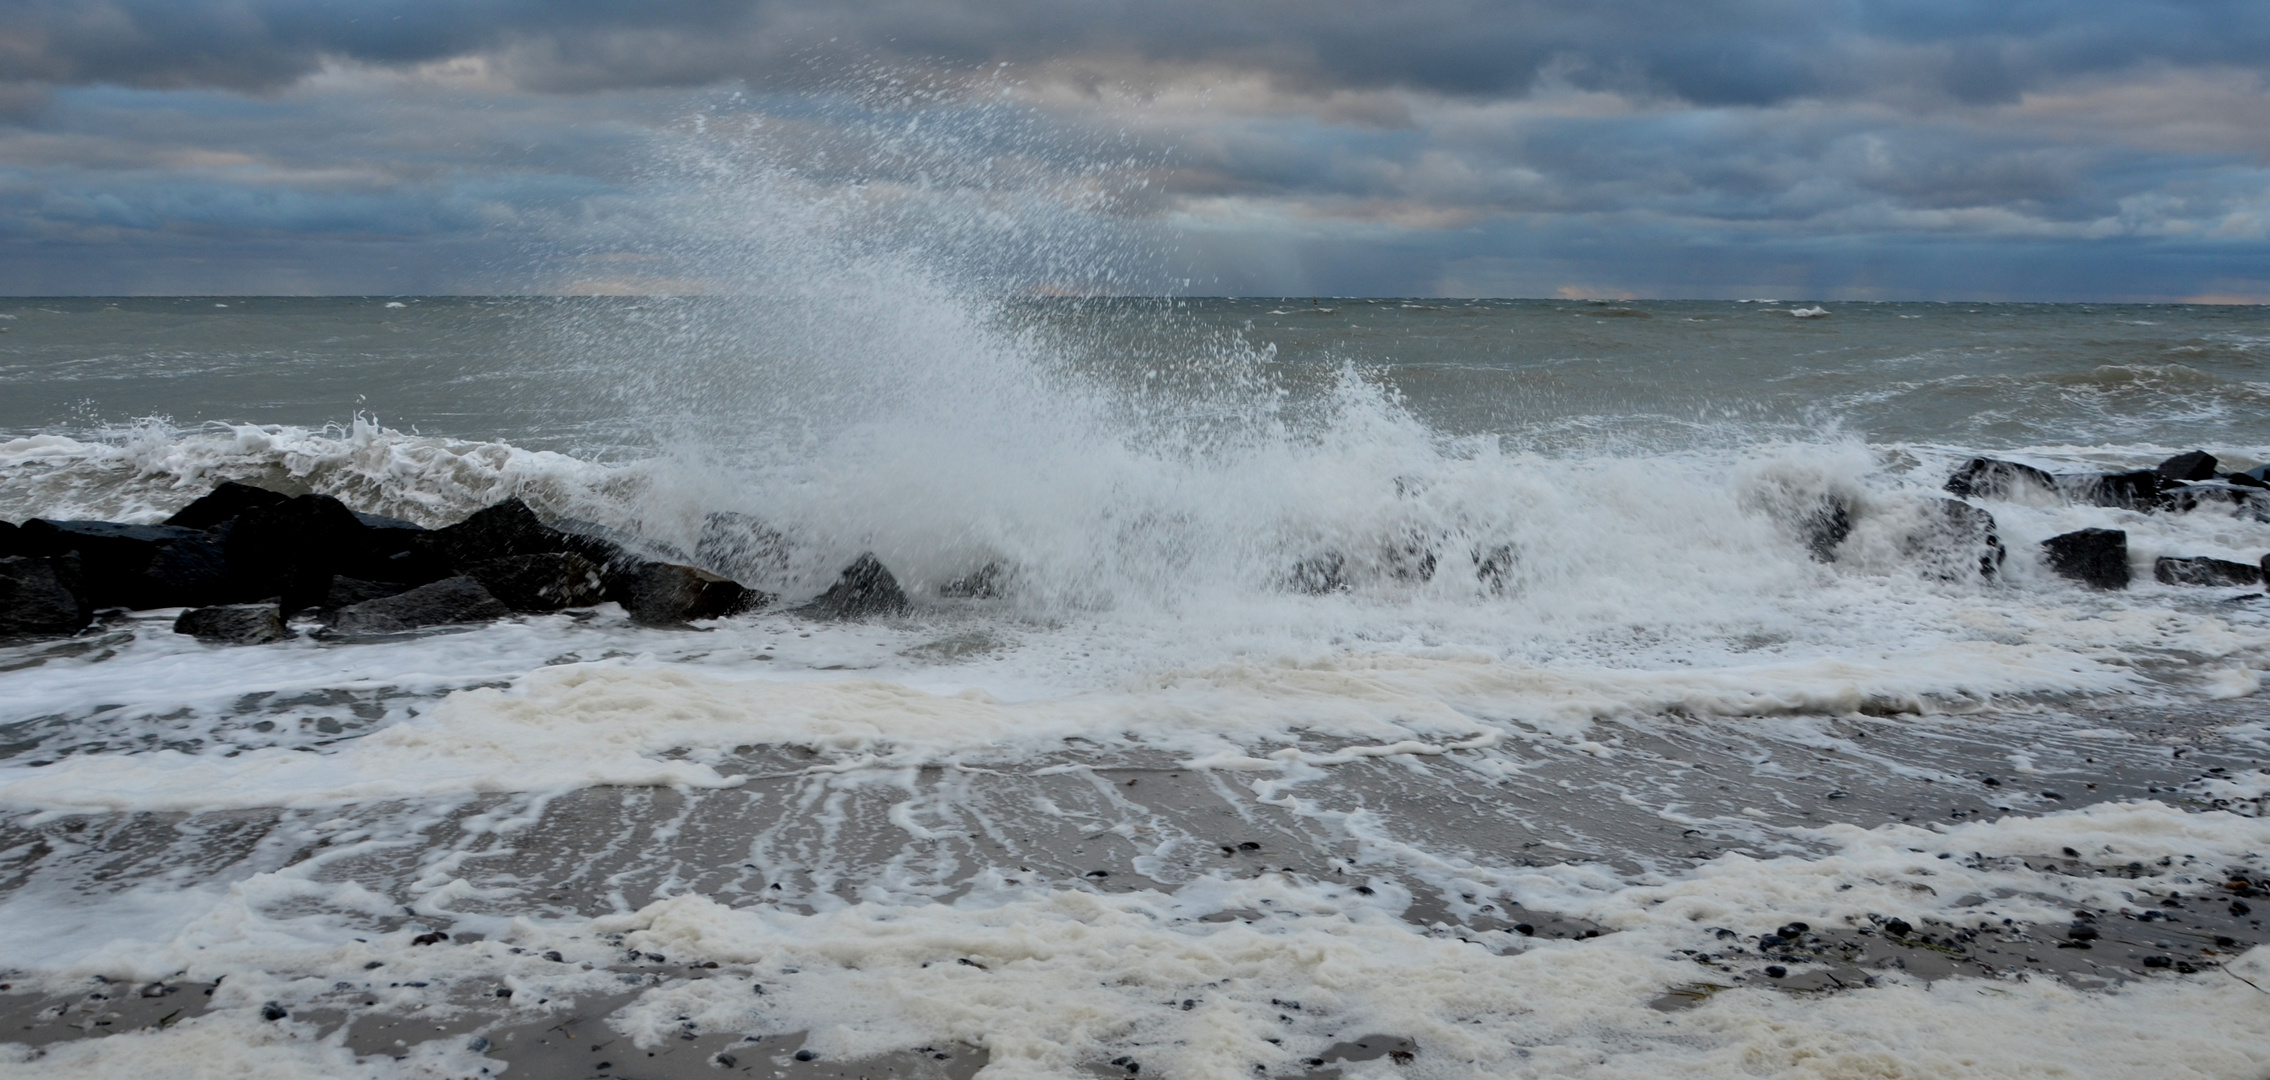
[[3, 802, 2263, 1079]]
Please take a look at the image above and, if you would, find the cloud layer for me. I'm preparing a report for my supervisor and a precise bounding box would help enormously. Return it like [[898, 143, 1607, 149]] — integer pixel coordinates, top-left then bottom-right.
[[1, 0, 2266, 297]]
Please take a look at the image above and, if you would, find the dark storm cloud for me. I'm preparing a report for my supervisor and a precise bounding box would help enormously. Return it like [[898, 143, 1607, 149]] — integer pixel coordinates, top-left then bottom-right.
[[6, 0, 2270, 105], [0, 1, 2264, 298]]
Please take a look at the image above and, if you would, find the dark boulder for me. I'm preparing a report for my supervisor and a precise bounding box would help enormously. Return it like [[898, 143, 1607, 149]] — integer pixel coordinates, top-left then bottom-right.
[[940, 562, 1009, 599], [797, 553, 909, 620], [225, 493, 401, 610], [464, 552, 608, 612], [1800, 495, 1852, 562], [1286, 552, 1347, 595], [321, 576, 415, 610], [2058, 470, 2164, 510], [2225, 471, 2270, 490], [610, 561, 766, 626], [1905, 499, 2008, 580], [18, 520, 231, 609], [695, 512, 790, 584], [1944, 458, 2057, 500], [163, 481, 292, 530], [2158, 482, 2270, 521], [0, 519, 21, 557], [2154, 556, 2262, 588], [325, 576, 512, 635], [2155, 450, 2220, 483], [2042, 528, 2130, 589], [173, 604, 288, 645], [0, 553, 91, 636], [418, 498, 626, 571]]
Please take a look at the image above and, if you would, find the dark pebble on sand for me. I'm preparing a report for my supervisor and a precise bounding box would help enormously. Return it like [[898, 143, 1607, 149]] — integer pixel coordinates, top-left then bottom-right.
[[2067, 924, 2099, 941], [1513, 923, 1535, 936], [2142, 955, 2173, 968], [795, 1049, 817, 1061], [261, 1002, 288, 1021], [544, 950, 564, 962], [1764, 966, 1787, 978], [2235, 901, 2253, 916], [1883, 919, 1913, 937]]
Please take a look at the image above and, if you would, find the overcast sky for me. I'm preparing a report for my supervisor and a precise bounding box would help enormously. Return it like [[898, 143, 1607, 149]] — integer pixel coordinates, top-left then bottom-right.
[[2, 0, 2267, 299]]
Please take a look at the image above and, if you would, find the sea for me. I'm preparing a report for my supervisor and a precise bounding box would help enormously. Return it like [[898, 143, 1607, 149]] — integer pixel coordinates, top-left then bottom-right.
[[2, 293, 2268, 1078]]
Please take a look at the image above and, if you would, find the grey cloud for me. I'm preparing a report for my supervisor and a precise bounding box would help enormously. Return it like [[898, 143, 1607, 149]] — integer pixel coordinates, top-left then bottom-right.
[[6, 0, 2269, 109]]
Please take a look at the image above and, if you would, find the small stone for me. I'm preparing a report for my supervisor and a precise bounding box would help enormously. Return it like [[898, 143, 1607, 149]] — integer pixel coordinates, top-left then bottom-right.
[[2234, 901, 2253, 916], [1883, 919, 1913, 937], [1763, 965, 1787, 978], [2141, 955, 2173, 968], [260, 1002, 288, 1021], [794, 1049, 817, 1061]]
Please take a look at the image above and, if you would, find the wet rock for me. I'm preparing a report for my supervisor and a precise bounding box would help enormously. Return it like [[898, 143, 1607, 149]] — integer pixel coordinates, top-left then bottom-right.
[[695, 511, 790, 585], [163, 481, 293, 530], [1944, 458, 2057, 500], [1799, 495, 1853, 562], [0, 553, 91, 636], [326, 576, 512, 635], [2042, 528, 2130, 589], [225, 494, 399, 610], [2155, 450, 2220, 483], [2059, 469, 2164, 510], [2226, 471, 2270, 490], [1287, 552, 1347, 595], [2154, 556, 2262, 587], [173, 604, 287, 645], [2159, 482, 2270, 520], [19, 519, 231, 609], [418, 498, 625, 570], [940, 562, 1009, 599], [322, 576, 414, 610], [797, 553, 910, 619], [464, 552, 608, 612], [610, 561, 766, 626], [1474, 543, 1517, 592], [1904, 498, 2008, 580], [0, 520, 20, 557]]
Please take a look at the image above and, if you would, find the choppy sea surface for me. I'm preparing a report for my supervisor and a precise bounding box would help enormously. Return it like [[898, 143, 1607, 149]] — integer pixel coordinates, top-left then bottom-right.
[[2, 295, 2268, 1079]]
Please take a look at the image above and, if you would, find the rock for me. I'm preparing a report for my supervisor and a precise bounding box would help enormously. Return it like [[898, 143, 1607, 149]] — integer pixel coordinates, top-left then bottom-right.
[[0, 520, 21, 557], [326, 576, 512, 635], [610, 561, 766, 626], [2226, 471, 2270, 490], [797, 553, 909, 619], [0, 553, 91, 636], [463, 552, 608, 612], [1475, 543, 1517, 592], [2059, 469, 2164, 510], [695, 512, 790, 584], [1800, 495, 1852, 562], [163, 481, 292, 529], [940, 562, 1009, 599], [419, 498, 624, 569], [173, 604, 288, 645], [1901, 498, 2008, 580], [224, 494, 395, 610], [2042, 528, 2130, 589], [1286, 552, 1347, 595], [2158, 482, 2270, 520], [1944, 458, 2057, 500], [18, 520, 231, 609], [321, 576, 414, 610], [2155, 450, 2220, 483], [2153, 556, 2262, 587]]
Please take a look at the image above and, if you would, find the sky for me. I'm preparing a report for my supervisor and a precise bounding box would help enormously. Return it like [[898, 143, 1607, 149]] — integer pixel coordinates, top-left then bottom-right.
[[1, 1, 2267, 300]]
